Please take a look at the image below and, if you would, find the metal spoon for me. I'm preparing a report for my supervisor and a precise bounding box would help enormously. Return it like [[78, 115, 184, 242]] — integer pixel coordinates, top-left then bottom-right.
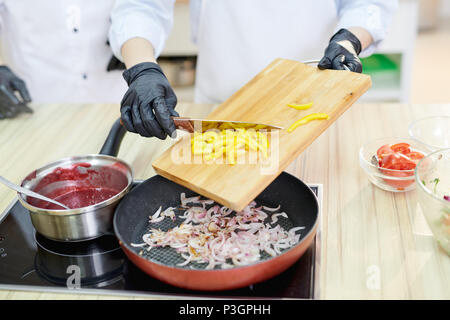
[[0, 176, 70, 210]]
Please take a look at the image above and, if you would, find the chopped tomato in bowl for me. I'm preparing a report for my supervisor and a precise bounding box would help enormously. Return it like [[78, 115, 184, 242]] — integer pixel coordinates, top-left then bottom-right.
[[376, 143, 425, 189], [359, 138, 429, 192]]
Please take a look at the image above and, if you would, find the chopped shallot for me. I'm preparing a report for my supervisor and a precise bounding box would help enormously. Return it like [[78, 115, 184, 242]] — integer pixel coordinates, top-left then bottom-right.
[[270, 212, 288, 224], [148, 206, 177, 223], [262, 205, 281, 212], [180, 193, 200, 207], [132, 194, 305, 270]]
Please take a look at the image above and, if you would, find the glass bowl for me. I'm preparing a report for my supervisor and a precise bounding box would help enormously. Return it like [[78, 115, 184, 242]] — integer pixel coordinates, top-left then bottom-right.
[[409, 116, 450, 151], [415, 148, 450, 255], [359, 137, 429, 192]]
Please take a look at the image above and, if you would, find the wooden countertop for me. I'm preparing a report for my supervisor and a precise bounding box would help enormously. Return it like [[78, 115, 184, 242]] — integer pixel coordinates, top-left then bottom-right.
[[0, 102, 449, 300]]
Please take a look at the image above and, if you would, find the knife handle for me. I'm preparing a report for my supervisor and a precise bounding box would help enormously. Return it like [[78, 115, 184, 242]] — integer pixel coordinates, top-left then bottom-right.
[[172, 117, 194, 133]]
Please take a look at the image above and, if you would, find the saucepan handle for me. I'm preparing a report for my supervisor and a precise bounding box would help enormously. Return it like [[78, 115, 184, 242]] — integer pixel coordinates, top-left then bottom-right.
[[99, 118, 127, 157]]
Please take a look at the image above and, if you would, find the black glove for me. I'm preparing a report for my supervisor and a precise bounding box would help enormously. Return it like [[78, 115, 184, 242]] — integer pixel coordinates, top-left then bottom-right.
[[318, 28, 362, 73], [0, 66, 32, 119], [121, 62, 178, 139]]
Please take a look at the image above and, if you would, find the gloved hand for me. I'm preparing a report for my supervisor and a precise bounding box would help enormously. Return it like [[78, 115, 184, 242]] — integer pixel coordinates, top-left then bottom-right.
[[121, 62, 178, 139], [0, 66, 32, 119], [318, 28, 363, 73]]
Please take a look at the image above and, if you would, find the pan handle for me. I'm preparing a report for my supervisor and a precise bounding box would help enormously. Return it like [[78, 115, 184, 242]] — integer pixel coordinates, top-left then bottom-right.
[[99, 118, 127, 157]]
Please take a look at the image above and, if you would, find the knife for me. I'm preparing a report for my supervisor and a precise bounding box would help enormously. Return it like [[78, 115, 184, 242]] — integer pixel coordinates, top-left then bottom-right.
[[0, 86, 33, 114], [172, 117, 283, 133]]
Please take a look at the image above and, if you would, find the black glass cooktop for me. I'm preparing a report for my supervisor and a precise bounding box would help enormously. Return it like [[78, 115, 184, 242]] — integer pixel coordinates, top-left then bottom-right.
[[0, 186, 320, 299]]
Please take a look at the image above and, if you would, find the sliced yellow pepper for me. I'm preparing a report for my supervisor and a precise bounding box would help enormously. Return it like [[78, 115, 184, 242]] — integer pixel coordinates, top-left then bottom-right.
[[204, 146, 225, 161], [257, 132, 269, 150], [246, 137, 259, 152], [218, 122, 234, 130], [191, 139, 204, 155], [256, 132, 269, 158], [203, 131, 219, 143], [227, 146, 236, 164], [287, 113, 329, 133], [287, 102, 313, 110], [190, 127, 269, 164]]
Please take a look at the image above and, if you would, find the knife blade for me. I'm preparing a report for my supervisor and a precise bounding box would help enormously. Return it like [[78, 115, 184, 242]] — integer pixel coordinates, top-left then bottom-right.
[[172, 117, 283, 133]]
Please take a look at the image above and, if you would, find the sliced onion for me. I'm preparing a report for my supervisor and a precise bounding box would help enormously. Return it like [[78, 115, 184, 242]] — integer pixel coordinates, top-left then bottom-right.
[[270, 212, 288, 224], [149, 206, 162, 222], [262, 205, 281, 212], [137, 193, 305, 269], [180, 193, 200, 207]]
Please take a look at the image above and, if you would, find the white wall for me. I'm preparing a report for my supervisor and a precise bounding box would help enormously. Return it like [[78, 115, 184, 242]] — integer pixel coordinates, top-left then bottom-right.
[[418, 0, 450, 29], [440, 0, 450, 18]]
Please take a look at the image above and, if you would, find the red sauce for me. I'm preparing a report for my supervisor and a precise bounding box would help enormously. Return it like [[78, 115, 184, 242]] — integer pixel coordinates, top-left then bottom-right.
[[32, 163, 94, 192], [41, 187, 120, 210], [27, 162, 127, 210]]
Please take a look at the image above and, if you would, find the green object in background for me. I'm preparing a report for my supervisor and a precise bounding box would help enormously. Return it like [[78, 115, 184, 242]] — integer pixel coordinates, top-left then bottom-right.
[[361, 54, 400, 74]]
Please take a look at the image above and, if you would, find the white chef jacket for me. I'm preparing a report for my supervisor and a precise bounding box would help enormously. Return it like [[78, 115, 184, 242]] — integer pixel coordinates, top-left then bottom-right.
[[109, 0, 397, 104], [0, 0, 128, 104]]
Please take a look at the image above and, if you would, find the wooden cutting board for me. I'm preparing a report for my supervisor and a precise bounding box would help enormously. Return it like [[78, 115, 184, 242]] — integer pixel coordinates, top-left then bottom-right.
[[153, 58, 371, 211]]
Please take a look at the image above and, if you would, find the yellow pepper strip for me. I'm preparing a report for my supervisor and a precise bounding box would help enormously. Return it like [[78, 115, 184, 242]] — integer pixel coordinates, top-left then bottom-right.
[[218, 122, 234, 130], [204, 147, 225, 161], [247, 137, 259, 152], [287, 113, 330, 133], [253, 124, 268, 130], [224, 130, 235, 164], [287, 102, 313, 110], [257, 132, 269, 150], [256, 132, 269, 158], [227, 147, 236, 164], [203, 131, 219, 143], [191, 139, 204, 155]]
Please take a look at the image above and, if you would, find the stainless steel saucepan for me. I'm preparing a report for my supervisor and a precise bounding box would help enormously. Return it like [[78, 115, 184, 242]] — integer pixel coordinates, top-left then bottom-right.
[[17, 119, 133, 242]]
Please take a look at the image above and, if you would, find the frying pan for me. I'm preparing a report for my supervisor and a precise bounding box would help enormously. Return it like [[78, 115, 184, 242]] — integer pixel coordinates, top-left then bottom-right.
[[113, 171, 319, 291]]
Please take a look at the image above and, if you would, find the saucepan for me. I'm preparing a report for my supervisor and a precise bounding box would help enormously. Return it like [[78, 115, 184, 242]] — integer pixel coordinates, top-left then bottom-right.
[[17, 119, 133, 242]]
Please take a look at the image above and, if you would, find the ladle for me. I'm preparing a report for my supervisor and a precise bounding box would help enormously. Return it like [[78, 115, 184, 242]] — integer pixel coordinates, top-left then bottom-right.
[[0, 176, 70, 210]]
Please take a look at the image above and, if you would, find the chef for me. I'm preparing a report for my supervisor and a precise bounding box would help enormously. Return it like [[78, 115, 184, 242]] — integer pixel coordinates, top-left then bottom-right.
[[0, 0, 128, 119], [109, 0, 397, 139]]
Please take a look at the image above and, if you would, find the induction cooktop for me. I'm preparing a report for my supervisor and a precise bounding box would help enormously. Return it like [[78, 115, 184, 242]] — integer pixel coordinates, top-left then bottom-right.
[[0, 184, 321, 299]]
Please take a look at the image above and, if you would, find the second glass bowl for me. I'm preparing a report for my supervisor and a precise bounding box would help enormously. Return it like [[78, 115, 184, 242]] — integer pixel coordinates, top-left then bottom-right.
[[415, 148, 450, 255], [409, 116, 450, 151]]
